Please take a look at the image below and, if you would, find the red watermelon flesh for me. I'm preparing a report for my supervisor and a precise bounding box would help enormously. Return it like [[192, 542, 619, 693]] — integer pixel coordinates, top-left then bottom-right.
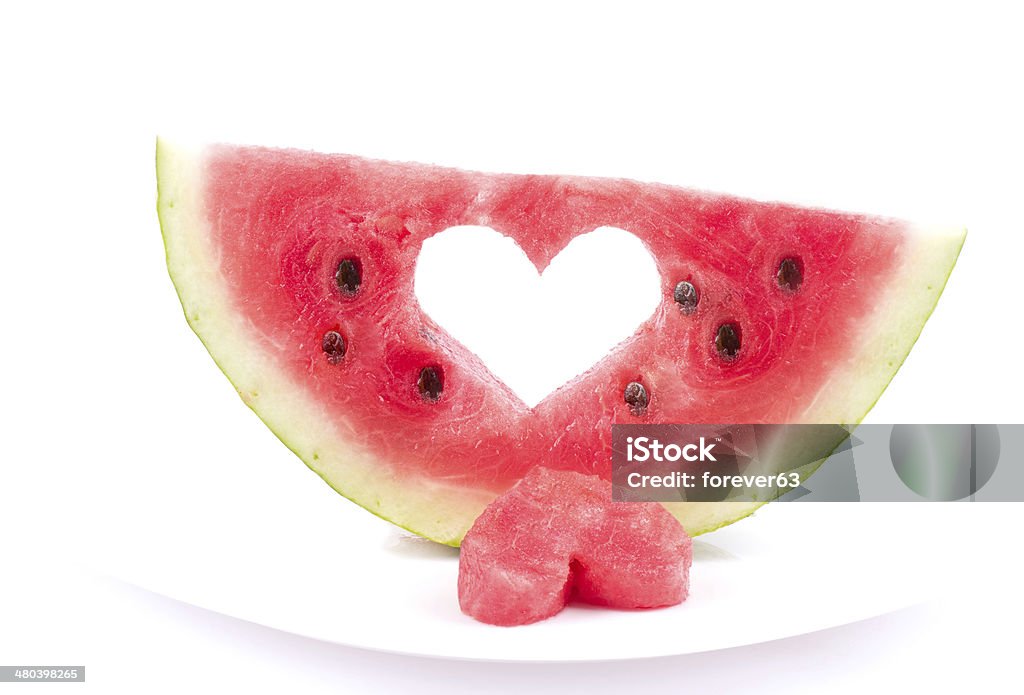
[[156, 141, 965, 544], [458, 467, 692, 626]]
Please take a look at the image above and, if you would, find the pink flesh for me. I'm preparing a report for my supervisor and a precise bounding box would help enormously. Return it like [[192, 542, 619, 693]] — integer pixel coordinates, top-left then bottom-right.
[[458, 467, 692, 626], [205, 145, 903, 490]]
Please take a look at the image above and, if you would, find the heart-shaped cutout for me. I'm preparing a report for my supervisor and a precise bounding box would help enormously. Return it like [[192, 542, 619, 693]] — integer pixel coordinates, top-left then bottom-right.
[[415, 225, 660, 407]]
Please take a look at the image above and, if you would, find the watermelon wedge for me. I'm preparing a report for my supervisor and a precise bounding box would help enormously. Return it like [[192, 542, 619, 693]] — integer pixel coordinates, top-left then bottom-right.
[[156, 140, 964, 545]]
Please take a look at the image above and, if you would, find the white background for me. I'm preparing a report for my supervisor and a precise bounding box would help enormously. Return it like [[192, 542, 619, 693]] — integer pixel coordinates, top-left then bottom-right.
[[2, 1, 1023, 693]]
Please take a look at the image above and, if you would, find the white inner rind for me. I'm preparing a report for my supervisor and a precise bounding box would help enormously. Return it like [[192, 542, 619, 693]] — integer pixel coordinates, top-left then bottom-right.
[[801, 227, 966, 424], [156, 139, 965, 545]]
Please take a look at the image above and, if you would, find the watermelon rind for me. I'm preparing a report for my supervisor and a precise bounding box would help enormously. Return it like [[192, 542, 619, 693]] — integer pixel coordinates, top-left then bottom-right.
[[156, 139, 965, 546]]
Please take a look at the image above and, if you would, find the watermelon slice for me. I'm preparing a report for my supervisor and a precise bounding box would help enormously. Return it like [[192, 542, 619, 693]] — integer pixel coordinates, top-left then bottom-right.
[[458, 467, 692, 626], [156, 140, 964, 545]]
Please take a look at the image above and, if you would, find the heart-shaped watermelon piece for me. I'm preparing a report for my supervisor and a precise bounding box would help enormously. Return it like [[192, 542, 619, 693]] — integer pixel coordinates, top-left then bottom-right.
[[458, 466, 692, 626]]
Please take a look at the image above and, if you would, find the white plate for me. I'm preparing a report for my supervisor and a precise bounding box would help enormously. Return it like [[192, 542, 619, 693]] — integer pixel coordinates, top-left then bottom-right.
[[87, 442, 981, 662]]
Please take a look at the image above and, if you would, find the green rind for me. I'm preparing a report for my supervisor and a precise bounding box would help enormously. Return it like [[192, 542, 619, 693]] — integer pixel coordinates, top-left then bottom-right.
[[846, 227, 965, 418], [156, 138, 965, 545]]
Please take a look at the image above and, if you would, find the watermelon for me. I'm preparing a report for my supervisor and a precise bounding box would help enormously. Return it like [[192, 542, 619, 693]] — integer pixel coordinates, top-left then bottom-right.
[[156, 140, 964, 545], [458, 467, 692, 626]]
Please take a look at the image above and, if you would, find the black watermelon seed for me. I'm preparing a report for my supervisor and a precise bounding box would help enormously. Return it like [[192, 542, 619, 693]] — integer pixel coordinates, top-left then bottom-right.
[[623, 382, 649, 415], [417, 366, 444, 402], [321, 330, 347, 364], [335, 258, 362, 296], [777, 257, 803, 292], [673, 280, 699, 314], [715, 323, 742, 361]]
